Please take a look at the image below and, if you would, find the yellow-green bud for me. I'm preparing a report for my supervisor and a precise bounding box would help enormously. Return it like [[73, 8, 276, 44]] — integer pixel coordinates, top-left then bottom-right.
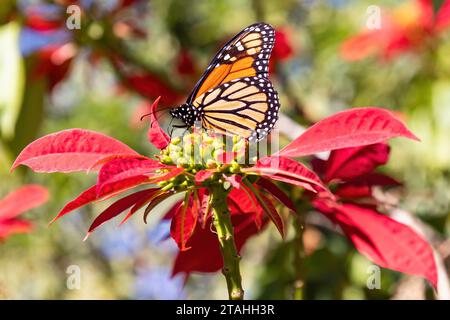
[[206, 159, 218, 169]]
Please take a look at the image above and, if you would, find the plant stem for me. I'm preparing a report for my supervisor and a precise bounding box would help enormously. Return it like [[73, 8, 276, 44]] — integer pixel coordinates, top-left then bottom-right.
[[209, 184, 244, 300], [293, 211, 305, 300]]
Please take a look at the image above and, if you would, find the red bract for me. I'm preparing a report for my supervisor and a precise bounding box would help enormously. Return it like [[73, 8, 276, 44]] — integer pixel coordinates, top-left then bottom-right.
[[170, 193, 198, 251], [242, 156, 328, 193], [0, 185, 49, 241], [12, 129, 138, 173], [277, 107, 418, 158], [311, 143, 438, 288], [147, 97, 170, 149], [314, 200, 437, 288], [320, 143, 390, 182], [172, 188, 270, 276], [341, 0, 450, 61]]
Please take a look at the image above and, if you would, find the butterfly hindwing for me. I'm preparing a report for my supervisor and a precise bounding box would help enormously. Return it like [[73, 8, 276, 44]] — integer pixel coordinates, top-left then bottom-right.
[[194, 76, 280, 141], [187, 23, 275, 104]]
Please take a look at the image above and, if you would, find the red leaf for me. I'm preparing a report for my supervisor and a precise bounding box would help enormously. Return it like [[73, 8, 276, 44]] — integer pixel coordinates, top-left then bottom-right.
[[52, 180, 162, 224], [227, 188, 263, 216], [87, 154, 149, 172], [0, 219, 33, 240], [436, 0, 450, 32], [96, 157, 167, 196], [195, 170, 216, 184], [98, 176, 150, 199], [258, 192, 285, 238], [0, 185, 49, 220], [172, 213, 268, 276], [334, 173, 401, 199], [240, 180, 284, 237], [162, 201, 183, 221], [196, 189, 211, 228], [170, 193, 198, 251], [257, 178, 296, 213], [85, 189, 154, 238], [120, 188, 160, 225], [278, 108, 419, 158], [227, 185, 266, 230], [147, 97, 170, 149], [349, 173, 401, 187], [334, 184, 373, 199], [143, 192, 175, 223], [238, 182, 265, 228], [243, 156, 328, 193], [51, 186, 97, 224], [322, 143, 390, 182], [12, 129, 138, 173], [125, 74, 182, 106], [314, 200, 438, 288]]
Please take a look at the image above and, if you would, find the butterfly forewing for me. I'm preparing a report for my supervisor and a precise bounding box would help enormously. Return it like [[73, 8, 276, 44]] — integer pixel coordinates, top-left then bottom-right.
[[187, 23, 275, 103]]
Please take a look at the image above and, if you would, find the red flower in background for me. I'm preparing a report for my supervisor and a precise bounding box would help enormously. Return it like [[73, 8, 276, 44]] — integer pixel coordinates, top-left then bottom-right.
[[0, 185, 48, 241], [22, 0, 182, 104], [176, 49, 196, 77], [273, 27, 294, 62], [341, 0, 450, 61], [269, 27, 294, 73]]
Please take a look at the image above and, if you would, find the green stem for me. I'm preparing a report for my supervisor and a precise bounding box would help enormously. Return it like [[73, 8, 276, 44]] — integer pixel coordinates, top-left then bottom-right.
[[293, 211, 305, 300], [209, 184, 244, 300]]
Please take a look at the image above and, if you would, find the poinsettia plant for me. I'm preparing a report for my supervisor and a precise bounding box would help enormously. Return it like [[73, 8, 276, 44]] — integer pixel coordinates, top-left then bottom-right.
[[168, 109, 438, 297], [12, 96, 437, 299], [0, 185, 48, 241], [309, 143, 437, 287]]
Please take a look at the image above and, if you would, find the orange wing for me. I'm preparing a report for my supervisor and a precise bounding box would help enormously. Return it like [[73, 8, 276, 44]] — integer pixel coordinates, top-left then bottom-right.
[[186, 23, 275, 104]]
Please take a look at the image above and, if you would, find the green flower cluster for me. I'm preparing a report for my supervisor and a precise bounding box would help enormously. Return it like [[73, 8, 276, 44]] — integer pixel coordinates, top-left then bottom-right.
[[157, 131, 247, 190]]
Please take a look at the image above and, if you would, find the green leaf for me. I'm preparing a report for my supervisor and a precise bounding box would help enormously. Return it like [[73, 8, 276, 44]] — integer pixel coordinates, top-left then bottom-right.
[[0, 21, 25, 142]]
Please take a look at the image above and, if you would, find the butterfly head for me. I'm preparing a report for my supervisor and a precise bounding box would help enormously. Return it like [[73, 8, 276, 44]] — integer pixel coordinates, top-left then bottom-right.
[[170, 103, 198, 127]]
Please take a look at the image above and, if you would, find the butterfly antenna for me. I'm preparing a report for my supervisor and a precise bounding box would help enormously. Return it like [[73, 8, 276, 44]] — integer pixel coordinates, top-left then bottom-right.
[[141, 104, 173, 122], [144, 107, 172, 128]]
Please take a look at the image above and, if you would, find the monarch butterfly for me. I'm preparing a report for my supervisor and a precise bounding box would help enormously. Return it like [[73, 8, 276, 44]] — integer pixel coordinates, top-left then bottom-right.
[[170, 23, 280, 141]]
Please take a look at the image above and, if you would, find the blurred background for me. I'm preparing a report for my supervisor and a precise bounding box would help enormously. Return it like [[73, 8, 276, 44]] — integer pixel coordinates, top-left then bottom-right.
[[0, 0, 449, 299]]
